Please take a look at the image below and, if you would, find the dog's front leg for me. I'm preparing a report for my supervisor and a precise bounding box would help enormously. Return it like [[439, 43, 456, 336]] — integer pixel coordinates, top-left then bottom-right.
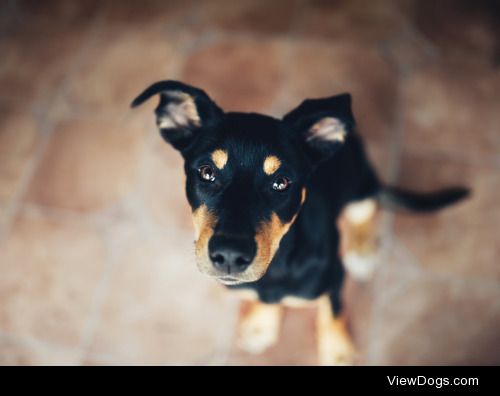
[[316, 295, 356, 365], [237, 300, 283, 354]]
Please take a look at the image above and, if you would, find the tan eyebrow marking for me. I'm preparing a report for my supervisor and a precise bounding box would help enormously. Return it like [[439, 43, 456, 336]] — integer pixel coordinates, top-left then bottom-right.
[[211, 149, 228, 169], [263, 155, 281, 175]]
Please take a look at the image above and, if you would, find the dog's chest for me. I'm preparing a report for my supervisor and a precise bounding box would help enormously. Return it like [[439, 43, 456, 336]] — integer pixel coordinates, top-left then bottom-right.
[[230, 288, 318, 308]]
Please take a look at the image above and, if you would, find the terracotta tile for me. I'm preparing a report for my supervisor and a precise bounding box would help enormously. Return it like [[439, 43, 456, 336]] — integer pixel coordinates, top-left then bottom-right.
[[99, 0, 194, 30], [140, 139, 193, 232], [0, 10, 95, 105], [25, 115, 147, 212], [227, 277, 377, 366], [87, 226, 239, 365], [370, 238, 423, 302], [16, 0, 100, 26], [0, 211, 108, 347], [280, 41, 398, 141], [393, 151, 500, 280], [343, 278, 375, 363], [0, 204, 7, 227], [363, 140, 393, 182], [81, 353, 119, 366], [0, 100, 40, 219], [64, 28, 181, 116], [371, 275, 500, 365], [344, 233, 425, 364], [227, 307, 318, 365], [0, 336, 81, 365], [192, 0, 294, 35], [0, 2, 15, 31], [402, 58, 500, 158], [296, 0, 413, 45], [382, 29, 438, 73], [414, 0, 499, 65], [181, 38, 285, 113]]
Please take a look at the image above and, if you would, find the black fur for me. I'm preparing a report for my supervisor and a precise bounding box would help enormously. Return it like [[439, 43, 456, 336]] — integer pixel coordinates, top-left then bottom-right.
[[132, 80, 469, 316]]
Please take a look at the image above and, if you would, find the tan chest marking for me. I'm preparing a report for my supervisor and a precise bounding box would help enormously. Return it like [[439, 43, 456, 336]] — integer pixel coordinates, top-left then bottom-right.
[[280, 296, 317, 308], [230, 289, 259, 301], [230, 289, 315, 308]]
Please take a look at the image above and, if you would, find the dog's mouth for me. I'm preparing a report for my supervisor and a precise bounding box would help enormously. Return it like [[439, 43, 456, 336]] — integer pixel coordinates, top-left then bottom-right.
[[214, 276, 247, 286]]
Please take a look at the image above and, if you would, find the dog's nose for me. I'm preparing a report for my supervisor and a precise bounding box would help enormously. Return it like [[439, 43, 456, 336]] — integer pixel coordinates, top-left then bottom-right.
[[208, 234, 256, 274]]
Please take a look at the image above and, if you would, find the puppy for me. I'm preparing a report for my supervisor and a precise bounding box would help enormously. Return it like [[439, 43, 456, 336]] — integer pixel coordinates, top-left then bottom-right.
[[132, 80, 468, 364]]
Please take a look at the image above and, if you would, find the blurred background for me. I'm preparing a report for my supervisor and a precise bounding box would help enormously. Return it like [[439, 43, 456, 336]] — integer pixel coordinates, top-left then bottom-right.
[[0, 0, 499, 365]]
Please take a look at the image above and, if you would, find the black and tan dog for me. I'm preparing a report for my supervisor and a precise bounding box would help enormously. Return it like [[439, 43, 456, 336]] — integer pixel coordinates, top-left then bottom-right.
[[131, 81, 468, 365]]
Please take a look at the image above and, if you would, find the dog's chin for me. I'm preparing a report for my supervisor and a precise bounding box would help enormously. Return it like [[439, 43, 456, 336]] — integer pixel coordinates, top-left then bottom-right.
[[214, 276, 247, 286], [196, 256, 270, 285]]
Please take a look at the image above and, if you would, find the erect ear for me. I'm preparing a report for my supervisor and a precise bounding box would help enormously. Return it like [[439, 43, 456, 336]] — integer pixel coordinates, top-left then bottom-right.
[[131, 80, 223, 151], [283, 93, 355, 163]]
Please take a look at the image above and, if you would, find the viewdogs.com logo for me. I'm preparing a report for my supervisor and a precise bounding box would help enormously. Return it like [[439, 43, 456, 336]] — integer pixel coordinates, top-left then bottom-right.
[[387, 376, 479, 389]]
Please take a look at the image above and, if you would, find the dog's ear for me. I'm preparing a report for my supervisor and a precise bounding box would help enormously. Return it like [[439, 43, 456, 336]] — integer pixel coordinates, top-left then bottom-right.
[[131, 80, 223, 151], [283, 93, 355, 163]]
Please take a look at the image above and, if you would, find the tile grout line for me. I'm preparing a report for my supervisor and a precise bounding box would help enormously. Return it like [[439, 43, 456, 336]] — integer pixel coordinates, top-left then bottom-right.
[[389, 234, 500, 288], [364, 26, 413, 364], [0, 8, 107, 243], [76, 244, 120, 361], [265, 0, 313, 118], [365, 19, 500, 363], [31, 9, 108, 122], [0, 8, 117, 365], [0, 122, 52, 241]]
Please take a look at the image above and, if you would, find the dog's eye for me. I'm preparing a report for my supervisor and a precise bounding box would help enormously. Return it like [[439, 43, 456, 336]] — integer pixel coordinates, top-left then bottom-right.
[[198, 165, 216, 182], [272, 176, 291, 192]]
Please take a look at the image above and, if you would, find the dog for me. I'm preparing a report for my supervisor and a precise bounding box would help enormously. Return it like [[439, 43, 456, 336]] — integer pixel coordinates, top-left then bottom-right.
[[131, 80, 469, 365]]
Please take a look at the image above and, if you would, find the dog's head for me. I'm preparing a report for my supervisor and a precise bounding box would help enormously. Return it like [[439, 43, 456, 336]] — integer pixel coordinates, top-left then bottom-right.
[[132, 80, 354, 285]]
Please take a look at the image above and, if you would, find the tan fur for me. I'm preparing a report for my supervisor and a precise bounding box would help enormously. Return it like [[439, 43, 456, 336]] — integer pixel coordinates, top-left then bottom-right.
[[316, 296, 356, 365], [253, 212, 297, 279], [211, 149, 228, 169], [301, 187, 307, 205], [339, 199, 378, 256], [338, 199, 379, 280], [192, 205, 217, 275], [238, 300, 283, 354], [281, 296, 316, 308], [263, 155, 281, 175], [231, 288, 259, 301]]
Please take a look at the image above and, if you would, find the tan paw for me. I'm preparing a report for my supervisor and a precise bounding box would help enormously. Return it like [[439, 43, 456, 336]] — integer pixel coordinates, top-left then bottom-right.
[[318, 329, 357, 366], [237, 305, 282, 354]]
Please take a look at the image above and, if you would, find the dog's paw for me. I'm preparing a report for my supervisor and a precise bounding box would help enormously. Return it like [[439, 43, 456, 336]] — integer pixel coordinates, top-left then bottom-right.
[[343, 251, 379, 281], [317, 328, 356, 366], [237, 306, 281, 354]]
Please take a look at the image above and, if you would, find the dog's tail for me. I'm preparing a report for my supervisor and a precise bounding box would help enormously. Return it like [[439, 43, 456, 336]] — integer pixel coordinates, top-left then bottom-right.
[[378, 185, 470, 213]]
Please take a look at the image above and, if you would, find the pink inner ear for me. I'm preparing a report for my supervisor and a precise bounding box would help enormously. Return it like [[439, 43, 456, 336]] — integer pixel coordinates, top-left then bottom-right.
[[307, 117, 346, 143], [157, 91, 201, 129]]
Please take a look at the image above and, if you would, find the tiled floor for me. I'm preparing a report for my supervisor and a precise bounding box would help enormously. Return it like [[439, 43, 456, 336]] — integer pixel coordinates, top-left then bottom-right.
[[0, 0, 499, 365]]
